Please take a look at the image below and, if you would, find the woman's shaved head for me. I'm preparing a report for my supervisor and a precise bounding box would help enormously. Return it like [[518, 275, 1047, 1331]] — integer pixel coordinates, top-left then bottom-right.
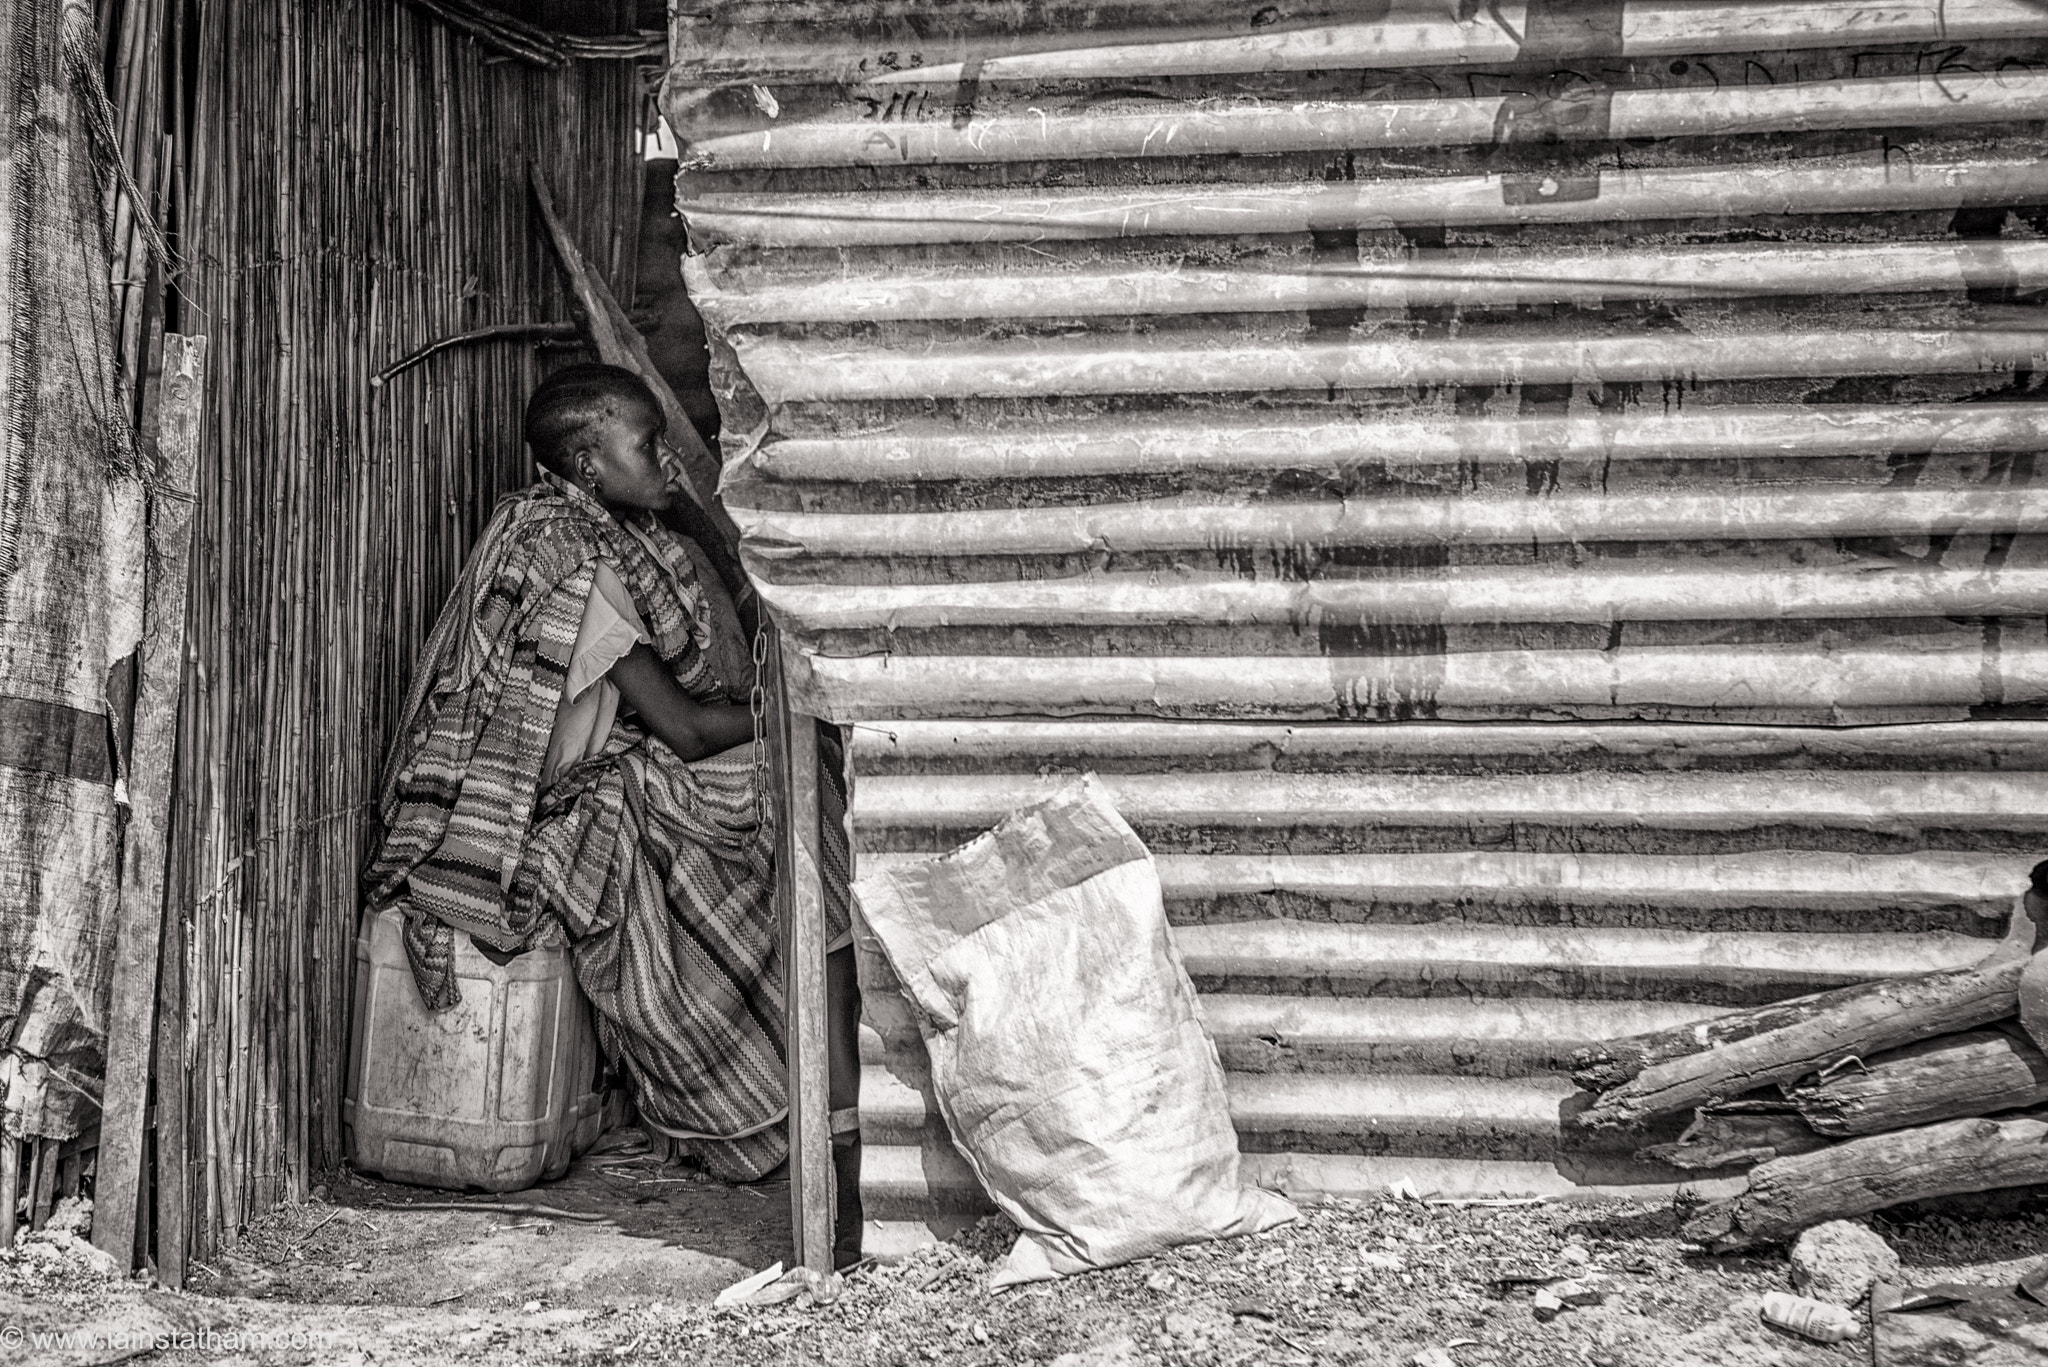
[[524, 363, 661, 475]]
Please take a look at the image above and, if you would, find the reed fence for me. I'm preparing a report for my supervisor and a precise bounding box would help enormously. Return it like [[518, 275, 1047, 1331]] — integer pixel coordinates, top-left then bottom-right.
[[89, 0, 648, 1266]]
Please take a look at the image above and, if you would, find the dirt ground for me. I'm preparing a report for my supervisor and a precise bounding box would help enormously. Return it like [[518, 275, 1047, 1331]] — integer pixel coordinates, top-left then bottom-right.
[[5, 1132, 2048, 1367]]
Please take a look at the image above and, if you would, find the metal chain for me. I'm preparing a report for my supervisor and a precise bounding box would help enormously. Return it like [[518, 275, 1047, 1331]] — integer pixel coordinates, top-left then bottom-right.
[[749, 625, 771, 829]]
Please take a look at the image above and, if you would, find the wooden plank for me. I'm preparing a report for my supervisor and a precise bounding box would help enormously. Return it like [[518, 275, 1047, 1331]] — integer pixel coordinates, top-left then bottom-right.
[[775, 632, 835, 1273], [92, 334, 205, 1271]]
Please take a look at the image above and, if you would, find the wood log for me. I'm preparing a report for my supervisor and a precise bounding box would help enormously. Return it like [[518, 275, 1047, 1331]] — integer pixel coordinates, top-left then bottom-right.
[[1639, 1104, 1832, 1171], [1573, 899, 2041, 1094], [2022, 952, 2048, 1053], [1682, 1110, 2048, 1250], [1577, 958, 2026, 1132], [1570, 979, 1887, 1093], [1787, 1027, 2048, 1136]]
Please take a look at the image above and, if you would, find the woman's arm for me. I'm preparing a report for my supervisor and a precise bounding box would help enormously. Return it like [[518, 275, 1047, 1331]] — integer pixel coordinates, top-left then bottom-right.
[[609, 642, 754, 761]]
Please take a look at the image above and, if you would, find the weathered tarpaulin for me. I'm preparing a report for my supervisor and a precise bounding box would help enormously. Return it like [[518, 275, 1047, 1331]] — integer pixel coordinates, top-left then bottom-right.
[[664, 0, 2048, 1232], [0, 0, 131, 1141]]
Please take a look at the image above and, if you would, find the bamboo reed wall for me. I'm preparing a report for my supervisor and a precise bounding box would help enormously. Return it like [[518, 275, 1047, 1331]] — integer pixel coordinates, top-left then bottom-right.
[[114, 0, 649, 1258]]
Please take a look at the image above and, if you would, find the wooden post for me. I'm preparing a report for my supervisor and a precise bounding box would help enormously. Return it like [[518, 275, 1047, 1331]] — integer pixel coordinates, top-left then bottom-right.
[[93, 334, 205, 1270], [153, 807, 188, 1288], [772, 633, 835, 1273], [0, 1136, 17, 1249], [27, 1138, 54, 1230]]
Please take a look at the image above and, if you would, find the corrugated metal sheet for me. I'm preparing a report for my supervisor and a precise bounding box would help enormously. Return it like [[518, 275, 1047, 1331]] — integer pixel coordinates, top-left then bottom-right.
[[662, 1, 2048, 1238]]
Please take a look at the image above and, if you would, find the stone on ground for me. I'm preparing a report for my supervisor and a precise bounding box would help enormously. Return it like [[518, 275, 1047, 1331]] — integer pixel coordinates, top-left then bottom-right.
[[1788, 1220, 1899, 1306]]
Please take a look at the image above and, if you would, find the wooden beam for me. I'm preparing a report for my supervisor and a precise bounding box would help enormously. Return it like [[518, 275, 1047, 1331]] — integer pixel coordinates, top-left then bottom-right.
[[774, 632, 834, 1273], [92, 334, 205, 1271]]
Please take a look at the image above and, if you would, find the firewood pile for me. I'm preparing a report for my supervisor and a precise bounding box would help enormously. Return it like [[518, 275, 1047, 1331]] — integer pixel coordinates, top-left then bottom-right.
[[1570, 868, 2048, 1253]]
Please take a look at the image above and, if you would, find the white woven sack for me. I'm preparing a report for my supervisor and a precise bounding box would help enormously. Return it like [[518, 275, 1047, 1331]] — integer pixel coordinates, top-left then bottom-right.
[[853, 776, 1297, 1286]]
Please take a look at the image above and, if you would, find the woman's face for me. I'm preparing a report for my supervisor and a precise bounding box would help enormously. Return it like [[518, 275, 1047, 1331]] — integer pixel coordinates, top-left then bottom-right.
[[580, 395, 680, 514]]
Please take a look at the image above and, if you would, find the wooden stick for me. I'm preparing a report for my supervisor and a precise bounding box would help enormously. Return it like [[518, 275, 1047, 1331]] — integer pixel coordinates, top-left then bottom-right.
[[1683, 1110, 2048, 1251], [149, 335, 204, 1285], [369, 1199, 610, 1223], [556, 32, 665, 61], [368, 312, 656, 387], [1576, 958, 2028, 1133], [1787, 1027, 2048, 1137], [775, 634, 835, 1274], [398, 0, 569, 68]]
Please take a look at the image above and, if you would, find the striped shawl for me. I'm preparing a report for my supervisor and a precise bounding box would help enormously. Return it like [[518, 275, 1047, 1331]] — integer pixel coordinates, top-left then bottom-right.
[[365, 474, 844, 1178]]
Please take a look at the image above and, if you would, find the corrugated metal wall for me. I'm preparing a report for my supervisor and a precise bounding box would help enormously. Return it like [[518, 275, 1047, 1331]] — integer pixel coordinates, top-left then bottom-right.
[[663, 1, 2048, 1236]]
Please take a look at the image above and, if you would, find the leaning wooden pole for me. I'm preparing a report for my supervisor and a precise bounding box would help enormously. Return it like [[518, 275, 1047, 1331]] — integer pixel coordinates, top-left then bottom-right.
[[93, 335, 207, 1270], [771, 630, 835, 1273], [526, 165, 744, 574]]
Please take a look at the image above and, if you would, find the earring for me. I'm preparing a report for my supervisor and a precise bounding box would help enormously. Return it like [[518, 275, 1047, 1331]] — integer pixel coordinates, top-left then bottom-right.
[[591, 478, 604, 497]]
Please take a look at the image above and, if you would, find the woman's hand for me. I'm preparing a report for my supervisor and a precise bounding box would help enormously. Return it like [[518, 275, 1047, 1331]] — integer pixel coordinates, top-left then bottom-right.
[[609, 643, 754, 761]]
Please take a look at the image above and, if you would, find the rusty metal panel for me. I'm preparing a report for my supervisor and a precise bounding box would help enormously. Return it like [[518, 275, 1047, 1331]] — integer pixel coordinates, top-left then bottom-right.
[[663, 1, 2048, 1229]]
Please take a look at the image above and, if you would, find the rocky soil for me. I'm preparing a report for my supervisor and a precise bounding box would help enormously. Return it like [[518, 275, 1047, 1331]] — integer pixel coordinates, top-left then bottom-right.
[[4, 1171, 2047, 1366]]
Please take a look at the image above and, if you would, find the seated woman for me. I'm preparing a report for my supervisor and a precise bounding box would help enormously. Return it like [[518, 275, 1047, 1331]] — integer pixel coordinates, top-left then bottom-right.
[[364, 363, 862, 1265]]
